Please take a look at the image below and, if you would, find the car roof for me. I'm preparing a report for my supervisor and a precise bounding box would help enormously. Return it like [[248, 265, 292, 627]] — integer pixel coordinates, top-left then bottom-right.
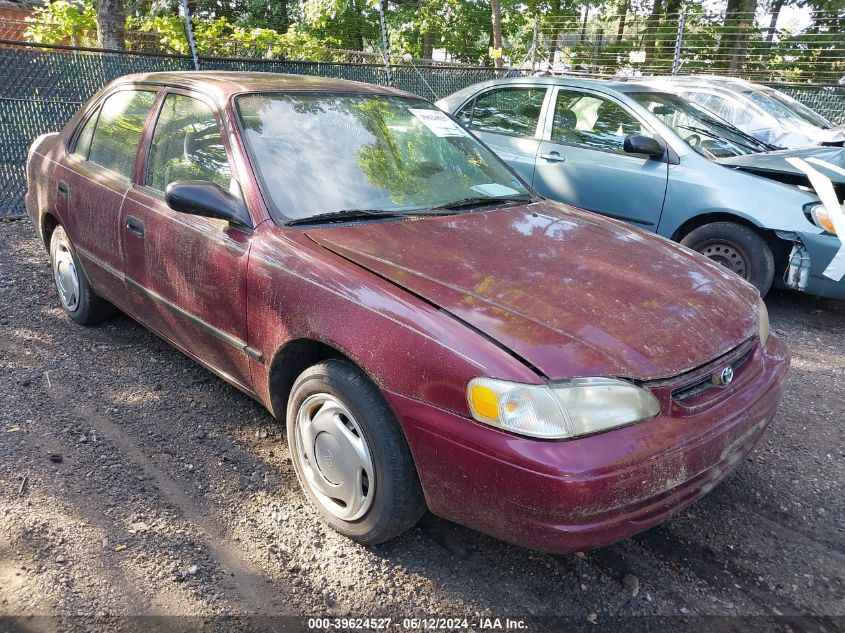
[[109, 71, 418, 101], [638, 75, 759, 90], [436, 76, 671, 107], [464, 75, 667, 92]]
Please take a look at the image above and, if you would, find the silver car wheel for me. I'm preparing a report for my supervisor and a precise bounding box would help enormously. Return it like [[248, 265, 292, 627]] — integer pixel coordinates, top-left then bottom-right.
[[51, 235, 80, 312], [294, 393, 375, 521]]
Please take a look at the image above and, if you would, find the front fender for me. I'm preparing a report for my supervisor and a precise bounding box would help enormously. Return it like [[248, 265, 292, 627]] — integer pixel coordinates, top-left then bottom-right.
[[245, 224, 541, 417], [658, 156, 821, 238]]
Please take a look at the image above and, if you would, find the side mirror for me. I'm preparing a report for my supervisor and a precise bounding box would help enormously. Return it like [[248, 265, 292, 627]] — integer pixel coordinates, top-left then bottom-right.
[[623, 134, 665, 159], [165, 180, 251, 228]]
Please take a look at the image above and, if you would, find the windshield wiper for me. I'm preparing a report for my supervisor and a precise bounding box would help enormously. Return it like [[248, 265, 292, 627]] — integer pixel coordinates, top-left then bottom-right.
[[287, 209, 404, 226], [679, 123, 717, 138], [428, 194, 533, 212], [287, 196, 532, 226], [678, 123, 772, 154], [696, 117, 779, 152], [286, 206, 465, 226]]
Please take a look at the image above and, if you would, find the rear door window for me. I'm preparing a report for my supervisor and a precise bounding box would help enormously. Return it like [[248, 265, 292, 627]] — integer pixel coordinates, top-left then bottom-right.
[[466, 87, 546, 137], [87, 89, 157, 179]]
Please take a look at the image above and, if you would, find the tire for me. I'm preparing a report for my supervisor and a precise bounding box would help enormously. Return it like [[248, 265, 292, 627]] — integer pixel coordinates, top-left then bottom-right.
[[681, 222, 775, 296], [286, 359, 426, 545], [49, 226, 115, 325]]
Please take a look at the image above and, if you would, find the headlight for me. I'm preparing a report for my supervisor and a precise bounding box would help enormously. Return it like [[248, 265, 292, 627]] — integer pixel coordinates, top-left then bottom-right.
[[806, 202, 837, 235], [758, 297, 769, 348], [467, 377, 660, 439]]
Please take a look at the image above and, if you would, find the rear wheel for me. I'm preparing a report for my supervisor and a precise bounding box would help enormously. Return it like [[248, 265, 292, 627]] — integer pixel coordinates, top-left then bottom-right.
[[286, 359, 426, 545], [681, 221, 774, 296], [49, 226, 114, 325]]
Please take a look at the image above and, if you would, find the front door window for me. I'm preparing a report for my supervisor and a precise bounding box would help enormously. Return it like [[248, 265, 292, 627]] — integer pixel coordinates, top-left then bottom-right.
[[146, 93, 233, 193], [551, 90, 645, 153]]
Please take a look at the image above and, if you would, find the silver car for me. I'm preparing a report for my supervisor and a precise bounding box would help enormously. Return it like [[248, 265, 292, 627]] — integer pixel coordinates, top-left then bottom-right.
[[639, 75, 845, 149]]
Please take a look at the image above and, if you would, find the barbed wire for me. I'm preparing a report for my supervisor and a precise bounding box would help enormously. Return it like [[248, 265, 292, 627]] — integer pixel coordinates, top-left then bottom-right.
[[4, 6, 844, 83]]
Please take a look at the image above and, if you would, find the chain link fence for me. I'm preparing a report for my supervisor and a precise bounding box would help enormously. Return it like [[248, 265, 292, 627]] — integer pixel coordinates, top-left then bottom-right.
[[771, 85, 845, 126], [1, 39, 843, 218], [0, 41, 517, 218]]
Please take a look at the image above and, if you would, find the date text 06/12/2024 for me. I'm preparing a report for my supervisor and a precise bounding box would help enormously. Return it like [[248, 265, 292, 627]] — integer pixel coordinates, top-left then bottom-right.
[[307, 618, 529, 630]]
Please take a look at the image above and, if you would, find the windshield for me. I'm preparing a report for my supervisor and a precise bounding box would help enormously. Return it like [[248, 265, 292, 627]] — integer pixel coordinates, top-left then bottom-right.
[[761, 88, 833, 129], [235, 93, 531, 223], [628, 91, 771, 158]]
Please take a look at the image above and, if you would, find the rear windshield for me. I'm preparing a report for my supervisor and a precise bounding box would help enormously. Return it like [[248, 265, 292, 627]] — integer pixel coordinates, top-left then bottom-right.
[[235, 93, 530, 223], [762, 89, 833, 129], [741, 89, 815, 129]]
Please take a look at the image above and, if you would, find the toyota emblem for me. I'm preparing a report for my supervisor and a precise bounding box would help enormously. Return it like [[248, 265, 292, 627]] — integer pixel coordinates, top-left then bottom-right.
[[717, 366, 734, 386]]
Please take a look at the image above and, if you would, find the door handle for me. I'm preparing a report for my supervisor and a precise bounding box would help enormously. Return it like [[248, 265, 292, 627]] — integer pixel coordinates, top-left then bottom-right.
[[540, 152, 566, 163], [57, 180, 69, 196], [126, 216, 145, 237]]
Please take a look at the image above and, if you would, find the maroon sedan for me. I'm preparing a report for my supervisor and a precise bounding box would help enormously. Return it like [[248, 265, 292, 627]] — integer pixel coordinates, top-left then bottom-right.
[[25, 72, 789, 552]]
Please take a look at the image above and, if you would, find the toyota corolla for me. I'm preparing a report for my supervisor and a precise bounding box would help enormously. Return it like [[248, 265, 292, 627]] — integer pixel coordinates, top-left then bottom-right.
[[25, 72, 789, 552]]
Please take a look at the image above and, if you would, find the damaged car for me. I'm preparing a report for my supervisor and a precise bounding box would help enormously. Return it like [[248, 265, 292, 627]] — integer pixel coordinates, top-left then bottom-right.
[[437, 77, 845, 300], [26, 72, 789, 553], [638, 75, 845, 149]]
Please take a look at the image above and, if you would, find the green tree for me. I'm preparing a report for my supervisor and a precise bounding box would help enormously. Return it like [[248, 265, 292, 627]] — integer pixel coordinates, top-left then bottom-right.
[[24, 0, 98, 46]]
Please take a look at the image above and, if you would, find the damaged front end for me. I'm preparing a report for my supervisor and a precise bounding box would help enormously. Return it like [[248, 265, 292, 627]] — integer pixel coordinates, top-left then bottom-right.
[[778, 232, 811, 292], [729, 151, 845, 301], [717, 146, 845, 194], [775, 230, 845, 300]]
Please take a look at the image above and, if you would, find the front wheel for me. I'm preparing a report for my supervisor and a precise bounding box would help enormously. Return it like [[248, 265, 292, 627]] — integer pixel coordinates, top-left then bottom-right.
[[286, 359, 426, 545], [681, 222, 775, 296]]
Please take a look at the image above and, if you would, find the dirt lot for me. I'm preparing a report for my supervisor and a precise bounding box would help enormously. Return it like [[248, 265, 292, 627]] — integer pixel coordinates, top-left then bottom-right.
[[0, 218, 843, 633]]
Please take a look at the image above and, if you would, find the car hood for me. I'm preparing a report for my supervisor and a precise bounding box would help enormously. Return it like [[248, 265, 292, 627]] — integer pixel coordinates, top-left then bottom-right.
[[306, 201, 759, 381], [749, 124, 845, 149], [717, 146, 845, 186], [811, 127, 845, 146]]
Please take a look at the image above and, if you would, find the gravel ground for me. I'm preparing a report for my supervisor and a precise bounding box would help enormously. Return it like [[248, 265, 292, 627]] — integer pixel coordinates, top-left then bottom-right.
[[0, 218, 843, 633]]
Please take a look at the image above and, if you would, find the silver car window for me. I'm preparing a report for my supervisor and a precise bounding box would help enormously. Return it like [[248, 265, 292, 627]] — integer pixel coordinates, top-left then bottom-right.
[[552, 90, 644, 153], [465, 87, 545, 137]]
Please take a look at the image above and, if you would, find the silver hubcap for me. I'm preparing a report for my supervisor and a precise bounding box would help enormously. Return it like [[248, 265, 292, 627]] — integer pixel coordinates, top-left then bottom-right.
[[294, 393, 375, 521], [52, 238, 80, 311], [699, 241, 749, 279]]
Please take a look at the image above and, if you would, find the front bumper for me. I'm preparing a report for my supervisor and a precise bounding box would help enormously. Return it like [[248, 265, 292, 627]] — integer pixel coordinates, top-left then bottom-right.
[[387, 335, 789, 553], [796, 231, 845, 301]]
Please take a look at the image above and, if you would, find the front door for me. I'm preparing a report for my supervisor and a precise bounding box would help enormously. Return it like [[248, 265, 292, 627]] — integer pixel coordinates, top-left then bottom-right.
[[121, 90, 254, 390], [532, 87, 669, 231]]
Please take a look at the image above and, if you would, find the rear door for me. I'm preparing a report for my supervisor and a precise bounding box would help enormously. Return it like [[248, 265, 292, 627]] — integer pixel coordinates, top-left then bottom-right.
[[532, 87, 668, 230], [62, 88, 158, 303], [120, 89, 254, 390], [454, 85, 550, 184]]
